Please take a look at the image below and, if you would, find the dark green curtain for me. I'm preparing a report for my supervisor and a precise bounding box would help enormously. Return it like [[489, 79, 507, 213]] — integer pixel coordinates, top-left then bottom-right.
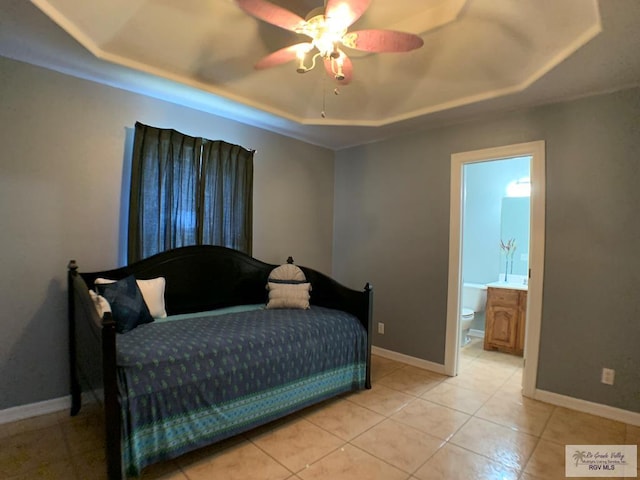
[[128, 122, 253, 263], [200, 140, 253, 253]]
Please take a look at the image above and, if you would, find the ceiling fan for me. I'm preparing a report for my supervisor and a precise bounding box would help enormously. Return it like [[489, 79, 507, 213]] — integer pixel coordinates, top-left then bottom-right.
[[236, 0, 424, 85]]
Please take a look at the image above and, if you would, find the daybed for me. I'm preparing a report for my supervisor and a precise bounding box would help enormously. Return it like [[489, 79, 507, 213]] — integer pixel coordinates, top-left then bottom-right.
[[67, 245, 372, 479]]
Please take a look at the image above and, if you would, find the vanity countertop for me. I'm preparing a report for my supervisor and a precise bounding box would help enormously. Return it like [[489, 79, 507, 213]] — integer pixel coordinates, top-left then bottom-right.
[[486, 281, 528, 291]]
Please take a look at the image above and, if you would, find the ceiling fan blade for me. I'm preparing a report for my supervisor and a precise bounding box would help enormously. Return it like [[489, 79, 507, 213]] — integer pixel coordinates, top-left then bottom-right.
[[325, 0, 371, 30], [345, 29, 424, 52], [324, 54, 353, 85], [236, 0, 305, 32], [255, 43, 310, 70]]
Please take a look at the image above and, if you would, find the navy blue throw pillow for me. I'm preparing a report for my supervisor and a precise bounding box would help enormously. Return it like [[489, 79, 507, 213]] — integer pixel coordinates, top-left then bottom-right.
[[96, 275, 153, 333]]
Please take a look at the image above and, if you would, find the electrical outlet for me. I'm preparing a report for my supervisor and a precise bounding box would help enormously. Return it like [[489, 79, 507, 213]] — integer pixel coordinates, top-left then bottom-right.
[[601, 368, 615, 385], [377, 322, 385, 334]]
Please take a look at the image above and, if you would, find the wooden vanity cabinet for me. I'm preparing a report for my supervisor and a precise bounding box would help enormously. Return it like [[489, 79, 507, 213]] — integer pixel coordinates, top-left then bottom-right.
[[484, 287, 527, 356]]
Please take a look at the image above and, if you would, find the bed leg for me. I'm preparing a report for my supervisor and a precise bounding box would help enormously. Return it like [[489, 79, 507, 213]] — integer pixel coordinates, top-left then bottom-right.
[[103, 316, 123, 480], [365, 282, 373, 389], [70, 379, 82, 416], [68, 260, 82, 416]]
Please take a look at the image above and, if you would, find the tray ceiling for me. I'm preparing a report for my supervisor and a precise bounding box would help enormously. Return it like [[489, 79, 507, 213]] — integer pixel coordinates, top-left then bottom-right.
[[2, 0, 639, 148]]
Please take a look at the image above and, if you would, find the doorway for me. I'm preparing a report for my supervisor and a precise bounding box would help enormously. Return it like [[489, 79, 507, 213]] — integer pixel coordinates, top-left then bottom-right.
[[444, 141, 545, 398]]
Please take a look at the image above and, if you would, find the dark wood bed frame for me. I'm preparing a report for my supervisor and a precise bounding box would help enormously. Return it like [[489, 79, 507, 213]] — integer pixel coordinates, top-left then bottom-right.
[[67, 245, 372, 479]]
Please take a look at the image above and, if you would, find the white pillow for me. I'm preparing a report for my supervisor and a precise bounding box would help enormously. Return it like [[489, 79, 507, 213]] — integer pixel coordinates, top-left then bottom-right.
[[268, 264, 307, 283], [95, 277, 167, 318], [88, 289, 111, 325], [266, 282, 311, 309]]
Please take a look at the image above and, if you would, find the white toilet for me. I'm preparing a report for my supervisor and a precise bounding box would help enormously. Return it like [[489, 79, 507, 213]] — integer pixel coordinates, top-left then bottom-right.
[[460, 283, 488, 346]]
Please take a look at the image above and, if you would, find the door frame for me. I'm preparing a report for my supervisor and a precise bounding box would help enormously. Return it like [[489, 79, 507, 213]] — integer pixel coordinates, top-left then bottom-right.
[[444, 141, 545, 398]]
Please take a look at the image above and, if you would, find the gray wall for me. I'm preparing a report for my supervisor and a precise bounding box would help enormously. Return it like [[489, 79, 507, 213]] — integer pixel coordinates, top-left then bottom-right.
[[333, 87, 640, 413], [0, 56, 335, 410]]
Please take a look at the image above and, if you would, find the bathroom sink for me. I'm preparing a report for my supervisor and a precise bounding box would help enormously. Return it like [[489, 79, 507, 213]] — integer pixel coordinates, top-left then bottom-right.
[[486, 280, 528, 291]]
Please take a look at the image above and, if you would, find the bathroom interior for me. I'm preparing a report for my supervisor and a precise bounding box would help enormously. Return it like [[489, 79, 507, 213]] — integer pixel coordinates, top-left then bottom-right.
[[459, 156, 531, 352]]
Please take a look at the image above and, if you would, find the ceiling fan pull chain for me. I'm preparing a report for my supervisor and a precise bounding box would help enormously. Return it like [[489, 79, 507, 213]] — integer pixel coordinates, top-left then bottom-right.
[[321, 74, 327, 118]]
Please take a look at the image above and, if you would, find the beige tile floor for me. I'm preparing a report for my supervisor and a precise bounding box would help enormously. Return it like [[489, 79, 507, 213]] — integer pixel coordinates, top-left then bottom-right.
[[1, 338, 638, 480]]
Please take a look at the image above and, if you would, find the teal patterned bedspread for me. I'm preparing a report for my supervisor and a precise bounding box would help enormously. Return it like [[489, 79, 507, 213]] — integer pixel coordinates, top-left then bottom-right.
[[116, 306, 367, 476]]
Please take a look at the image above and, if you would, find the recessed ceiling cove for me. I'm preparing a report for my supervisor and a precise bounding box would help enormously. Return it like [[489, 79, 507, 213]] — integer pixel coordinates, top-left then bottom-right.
[[31, 0, 601, 126]]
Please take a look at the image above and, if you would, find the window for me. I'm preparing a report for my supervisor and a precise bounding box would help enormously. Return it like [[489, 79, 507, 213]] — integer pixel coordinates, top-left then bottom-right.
[[128, 122, 253, 263]]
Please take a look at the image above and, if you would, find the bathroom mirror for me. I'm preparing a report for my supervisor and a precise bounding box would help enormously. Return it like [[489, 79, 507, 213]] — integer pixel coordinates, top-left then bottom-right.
[[500, 197, 530, 276]]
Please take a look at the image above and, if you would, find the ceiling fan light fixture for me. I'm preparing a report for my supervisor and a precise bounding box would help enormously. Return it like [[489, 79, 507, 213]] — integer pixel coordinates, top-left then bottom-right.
[[331, 52, 346, 80], [237, 0, 424, 86], [341, 32, 357, 49], [297, 14, 347, 61], [295, 43, 314, 73]]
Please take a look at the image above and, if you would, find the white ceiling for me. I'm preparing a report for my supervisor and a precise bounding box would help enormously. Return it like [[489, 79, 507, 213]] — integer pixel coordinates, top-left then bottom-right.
[[1, 0, 639, 149]]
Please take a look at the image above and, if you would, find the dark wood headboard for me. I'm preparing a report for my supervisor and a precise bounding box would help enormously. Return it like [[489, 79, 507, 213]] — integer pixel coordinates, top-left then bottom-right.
[[75, 245, 372, 327], [78, 245, 274, 315]]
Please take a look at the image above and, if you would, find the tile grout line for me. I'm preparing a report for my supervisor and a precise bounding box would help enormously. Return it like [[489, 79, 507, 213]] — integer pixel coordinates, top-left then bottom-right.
[[515, 403, 559, 480]]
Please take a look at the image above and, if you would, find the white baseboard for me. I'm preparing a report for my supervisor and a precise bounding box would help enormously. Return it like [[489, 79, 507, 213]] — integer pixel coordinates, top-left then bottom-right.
[[372, 346, 447, 375], [468, 329, 484, 338], [372, 345, 640, 426], [534, 389, 640, 427], [0, 395, 71, 425]]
